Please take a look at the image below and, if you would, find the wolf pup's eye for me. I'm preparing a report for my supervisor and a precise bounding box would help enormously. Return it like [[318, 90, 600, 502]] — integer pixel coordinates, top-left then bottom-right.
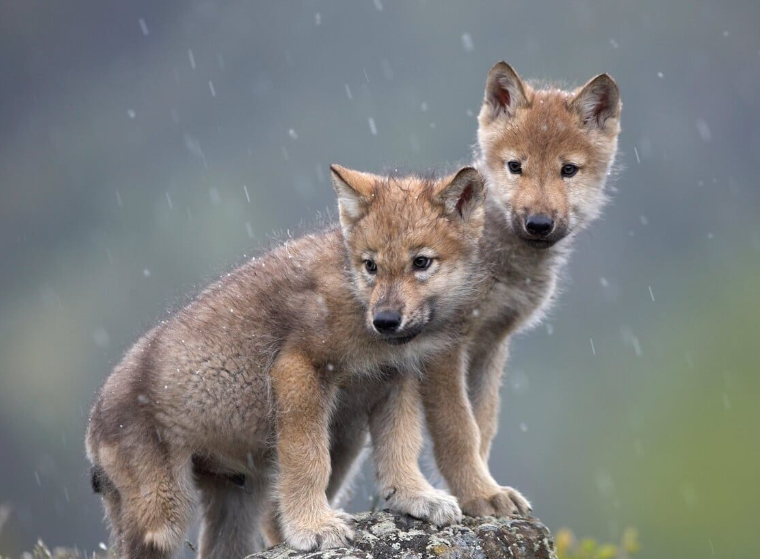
[[561, 163, 579, 178], [412, 256, 432, 270], [507, 160, 522, 175], [364, 259, 377, 274]]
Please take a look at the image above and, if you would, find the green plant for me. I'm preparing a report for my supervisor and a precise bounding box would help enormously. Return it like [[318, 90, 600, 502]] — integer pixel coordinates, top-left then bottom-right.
[[555, 527, 640, 559]]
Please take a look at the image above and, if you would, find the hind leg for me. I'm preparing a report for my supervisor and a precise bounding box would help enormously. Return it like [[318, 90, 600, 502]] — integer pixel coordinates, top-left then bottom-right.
[[327, 414, 370, 506], [196, 472, 267, 559], [96, 441, 196, 559], [97, 481, 127, 557], [259, 500, 284, 549]]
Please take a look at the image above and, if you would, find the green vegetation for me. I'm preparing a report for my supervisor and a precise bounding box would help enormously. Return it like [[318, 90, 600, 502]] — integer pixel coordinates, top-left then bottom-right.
[[556, 527, 639, 559]]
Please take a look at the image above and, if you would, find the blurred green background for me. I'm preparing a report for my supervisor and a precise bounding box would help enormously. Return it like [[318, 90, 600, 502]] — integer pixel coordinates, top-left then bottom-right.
[[1, 1, 758, 557]]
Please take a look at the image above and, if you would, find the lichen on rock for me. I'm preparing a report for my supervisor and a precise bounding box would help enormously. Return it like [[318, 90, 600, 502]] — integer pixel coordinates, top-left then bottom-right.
[[15, 511, 556, 559], [247, 510, 556, 559]]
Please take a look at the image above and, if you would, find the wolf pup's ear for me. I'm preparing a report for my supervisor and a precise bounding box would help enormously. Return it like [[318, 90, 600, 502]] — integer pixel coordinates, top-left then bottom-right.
[[482, 61, 528, 121], [436, 167, 486, 223], [330, 165, 376, 229], [570, 73, 621, 129]]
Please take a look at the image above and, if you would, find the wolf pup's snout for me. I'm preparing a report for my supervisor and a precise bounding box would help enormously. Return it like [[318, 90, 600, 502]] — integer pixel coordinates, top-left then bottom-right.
[[372, 310, 402, 334], [524, 214, 554, 237]]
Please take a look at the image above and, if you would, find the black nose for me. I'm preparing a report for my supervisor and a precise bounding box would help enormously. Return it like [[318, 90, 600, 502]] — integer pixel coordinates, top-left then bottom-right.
[[525, 214, 554, 237], [373, 310, 402, 333]]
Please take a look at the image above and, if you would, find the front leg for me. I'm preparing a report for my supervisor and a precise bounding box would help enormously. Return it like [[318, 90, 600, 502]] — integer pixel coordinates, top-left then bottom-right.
[[467, 337, 511, 461], [272, 351, 354, 551], [369, 376, 461, 526], [260, 417, 368, 549], [423, 346, 531, 517]]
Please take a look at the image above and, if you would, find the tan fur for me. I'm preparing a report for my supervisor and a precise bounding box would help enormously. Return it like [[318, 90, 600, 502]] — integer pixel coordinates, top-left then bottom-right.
[[419, 62, 622, 516], [86, 166, 487, 557]]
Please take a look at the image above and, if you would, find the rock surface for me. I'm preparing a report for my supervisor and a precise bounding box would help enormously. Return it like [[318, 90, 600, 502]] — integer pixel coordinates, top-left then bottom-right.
[[15, 511, 556, 559], [249, 511, 556, 559]]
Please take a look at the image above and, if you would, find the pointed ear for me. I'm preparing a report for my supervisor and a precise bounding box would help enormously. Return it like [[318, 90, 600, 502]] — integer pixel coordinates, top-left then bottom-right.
[[482, 61, 528, 121], [570, 73, 621, 129], [330, 164, 375, 228], [436, 167, 486, 222]]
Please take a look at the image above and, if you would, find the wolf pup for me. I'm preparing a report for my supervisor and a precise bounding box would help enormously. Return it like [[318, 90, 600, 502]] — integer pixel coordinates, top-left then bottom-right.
[[418, 62, 622, 517], [86, 165, 486, 558]]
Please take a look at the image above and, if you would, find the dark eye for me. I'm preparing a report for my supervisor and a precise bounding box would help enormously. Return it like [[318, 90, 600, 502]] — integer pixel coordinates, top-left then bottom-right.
[[364, 259, 377, 273], [507, 160, 522, 174], [413, 256, 432, 270], [561, 163, 579, 178]]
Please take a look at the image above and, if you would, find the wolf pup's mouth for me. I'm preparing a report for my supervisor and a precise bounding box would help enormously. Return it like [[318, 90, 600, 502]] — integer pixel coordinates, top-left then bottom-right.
[[379, 323, 426, 345], [382, 332, 419, 345], [521, 237, 557, 249]]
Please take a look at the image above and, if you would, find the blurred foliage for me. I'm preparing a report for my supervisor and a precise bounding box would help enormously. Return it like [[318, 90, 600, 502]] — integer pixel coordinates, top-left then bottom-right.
[[556, 527, 639, 559]]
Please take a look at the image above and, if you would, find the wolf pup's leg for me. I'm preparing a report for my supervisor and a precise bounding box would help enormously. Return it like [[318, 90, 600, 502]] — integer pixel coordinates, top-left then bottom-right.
[[196, 470, 269, 558], [467, 338, 511, 461], [271, 351, 354, 551], [370, 376, 461, 525], [423, 346, 531, 518], [260, 420, 368, 549], [90, 466, 127, 557], [96, 443, 195, 559], [327, 414, 370, 505]]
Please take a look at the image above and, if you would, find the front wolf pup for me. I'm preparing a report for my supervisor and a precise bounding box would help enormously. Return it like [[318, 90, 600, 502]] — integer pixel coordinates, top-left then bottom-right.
[[86, 165, 486, 558], [420, 63, 622, 516]]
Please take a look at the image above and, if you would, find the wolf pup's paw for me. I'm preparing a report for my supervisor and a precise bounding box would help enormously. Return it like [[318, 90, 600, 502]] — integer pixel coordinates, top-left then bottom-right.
[[386, 486, 463, 526], [284, 510, 355, 551], [460, 485, 531, 518]]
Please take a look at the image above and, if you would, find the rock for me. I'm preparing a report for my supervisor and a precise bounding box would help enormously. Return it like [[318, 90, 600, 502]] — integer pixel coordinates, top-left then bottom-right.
[[16, 511, 556, 559], [247, 510, 556, 559]]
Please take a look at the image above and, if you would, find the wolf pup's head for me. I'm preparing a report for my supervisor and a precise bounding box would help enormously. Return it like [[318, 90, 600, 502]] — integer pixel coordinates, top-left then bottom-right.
[[331, 166, 485, 345], [476, 62, 622, 248]]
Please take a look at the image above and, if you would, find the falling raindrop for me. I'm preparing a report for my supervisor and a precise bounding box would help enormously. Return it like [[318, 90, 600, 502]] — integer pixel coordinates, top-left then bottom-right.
[[696, 119, 711, 142], [461, 33, 475, 52]]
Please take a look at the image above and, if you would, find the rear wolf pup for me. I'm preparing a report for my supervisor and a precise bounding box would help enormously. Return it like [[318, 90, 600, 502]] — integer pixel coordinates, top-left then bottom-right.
[[419, 63, 622, 516], [86, 166, 486, 558]]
